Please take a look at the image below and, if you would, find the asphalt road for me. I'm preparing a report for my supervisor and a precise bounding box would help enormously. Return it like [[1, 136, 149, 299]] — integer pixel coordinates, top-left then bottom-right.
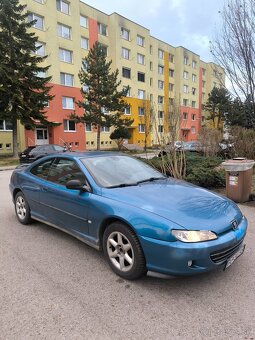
[[1, 169, 255, 340]]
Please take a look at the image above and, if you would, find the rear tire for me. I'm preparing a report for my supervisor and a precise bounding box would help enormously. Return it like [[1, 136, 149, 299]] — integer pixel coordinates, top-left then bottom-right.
[[103, 222, 147, 280], [15, 192, 32, 225]]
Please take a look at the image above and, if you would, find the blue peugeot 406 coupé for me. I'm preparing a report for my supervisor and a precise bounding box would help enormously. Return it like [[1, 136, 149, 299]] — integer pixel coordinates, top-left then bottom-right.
[[9, 152, 247, 280]]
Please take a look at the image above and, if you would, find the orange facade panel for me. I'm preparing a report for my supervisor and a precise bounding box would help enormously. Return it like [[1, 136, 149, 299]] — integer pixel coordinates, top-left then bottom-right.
[[89, 18, 98, 48], [24, 83, 86, 151]]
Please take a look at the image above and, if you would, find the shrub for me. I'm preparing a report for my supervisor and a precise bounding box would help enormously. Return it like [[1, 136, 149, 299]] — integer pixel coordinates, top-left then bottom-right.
[[185, 167, 225, 188], [142, 152, 225, 188]]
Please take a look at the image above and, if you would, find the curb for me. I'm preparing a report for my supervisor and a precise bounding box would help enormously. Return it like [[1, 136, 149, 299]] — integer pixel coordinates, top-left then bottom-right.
[[0, 166, 17, 171]]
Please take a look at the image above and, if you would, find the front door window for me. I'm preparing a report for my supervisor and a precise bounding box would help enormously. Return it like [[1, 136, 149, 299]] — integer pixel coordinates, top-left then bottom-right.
[[35, 128, 48, 145]]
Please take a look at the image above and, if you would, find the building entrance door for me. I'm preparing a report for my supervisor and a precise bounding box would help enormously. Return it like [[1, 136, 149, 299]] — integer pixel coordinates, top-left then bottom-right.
[[35, 128, 49, 145]]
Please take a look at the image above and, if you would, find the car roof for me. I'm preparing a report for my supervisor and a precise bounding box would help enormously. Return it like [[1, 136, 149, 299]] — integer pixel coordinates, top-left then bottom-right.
[[65, 151, 123, 159]]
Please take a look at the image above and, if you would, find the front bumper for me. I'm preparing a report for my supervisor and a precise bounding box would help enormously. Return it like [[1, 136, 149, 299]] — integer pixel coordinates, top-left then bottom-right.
[[139, 216, 248, 276]]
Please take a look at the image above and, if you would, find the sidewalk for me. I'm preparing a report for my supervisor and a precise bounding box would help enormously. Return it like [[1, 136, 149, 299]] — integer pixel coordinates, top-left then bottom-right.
[[0, 165, 17, 171]]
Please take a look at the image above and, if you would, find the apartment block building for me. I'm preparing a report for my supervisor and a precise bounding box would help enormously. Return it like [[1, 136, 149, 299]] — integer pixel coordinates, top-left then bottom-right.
[[0, 0, 224, 153]]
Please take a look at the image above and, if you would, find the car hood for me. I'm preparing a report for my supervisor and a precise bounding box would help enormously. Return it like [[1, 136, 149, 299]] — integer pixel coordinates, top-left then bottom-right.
[[102, 179, 242, 233]]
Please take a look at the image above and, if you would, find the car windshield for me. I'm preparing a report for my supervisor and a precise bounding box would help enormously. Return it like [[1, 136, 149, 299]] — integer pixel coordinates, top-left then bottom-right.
[[81, 155, 166, 188]]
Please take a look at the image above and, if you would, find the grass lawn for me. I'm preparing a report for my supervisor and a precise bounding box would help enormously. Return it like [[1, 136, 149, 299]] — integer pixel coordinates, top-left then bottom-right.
[[0, 157, 19, 167]]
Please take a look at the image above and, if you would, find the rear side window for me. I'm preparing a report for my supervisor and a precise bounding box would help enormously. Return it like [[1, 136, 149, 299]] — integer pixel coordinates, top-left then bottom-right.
[[47, 158, 87, 186], [30, 159, 54, 179], [53, 145, 65, 151]]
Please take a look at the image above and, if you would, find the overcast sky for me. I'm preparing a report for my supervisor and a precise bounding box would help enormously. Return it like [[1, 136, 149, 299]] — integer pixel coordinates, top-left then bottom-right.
[[82, 0, 224, 62]]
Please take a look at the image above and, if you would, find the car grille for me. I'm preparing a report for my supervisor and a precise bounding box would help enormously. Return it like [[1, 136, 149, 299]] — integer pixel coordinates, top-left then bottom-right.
[[210, 239, 244, 264]]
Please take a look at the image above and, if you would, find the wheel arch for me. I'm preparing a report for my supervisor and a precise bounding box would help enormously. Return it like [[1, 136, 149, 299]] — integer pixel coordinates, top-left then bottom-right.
[[98, 217, 137, 250], [13, 188, 22, 201]]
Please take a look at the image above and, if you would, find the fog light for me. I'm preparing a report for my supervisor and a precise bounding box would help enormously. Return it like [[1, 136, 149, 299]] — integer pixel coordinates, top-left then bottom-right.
[[188, 260, 193, 267]]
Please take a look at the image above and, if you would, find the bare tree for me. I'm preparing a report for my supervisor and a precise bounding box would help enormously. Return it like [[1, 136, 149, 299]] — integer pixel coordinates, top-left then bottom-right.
[[211, 0, 255, 127], [153, 99, 186, 179]]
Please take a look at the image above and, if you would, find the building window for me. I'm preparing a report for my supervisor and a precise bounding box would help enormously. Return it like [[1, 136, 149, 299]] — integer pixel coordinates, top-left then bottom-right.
[[6, 143, 11, 150], [35, 42, 45, 56], [98, 23, 107, 36], [158, 80, 164, 89], [158, 49, 164, 59], [158, 125, 164, 133], [169, 54, 174, 63], [138, 124, 145, 133], [28, 13, 44, 30], [0, 120, 12, 130], [60, 72, 74, 86], [0, 144, 2, 150], [183, 112, 188, 120], [122, 67, 131, 79], [81, 37, 88, 49], [64, 119, 76, 131], [183, 71, 189, 80], [137, 53, 145, 65], [158, 96, 164, 104], [150, 78, 153, 86], [121, 47, 130, 60], [138, 89, 145, 99], [36, 71, 46, 78], [158, 111, 164, 119], [192, 101, 196, 108], [80, 15, 88, 28], [150, 45, 153, 54], [101, 126, 110, 132], [59, 48, 72, 63], [121, 27, 130, 40], [169, 83, 174, 92], [138, 72, 145, 82], [184, 56, 188, 65], [202, 80, 206, 88], [192, 114, 196, 121], [191, 126, 196, 134], [183, 85, 189, 93], [192, 60, 197, 69], [201, 116, 205, 123], [169, 69, 174, 77], [62, 97, 74, 109], [57, 23, 71, 39], [34, 0, 44, 3], [124, 106, 131, 115], [183, 99, 188, 106], [98, 44, 108, 56], [85, 123, 92, 132], [138, 107, 144, 116], [56, 0, 69, 14], [124, 86, 131, 97], [158, 65, 164, 74], [202, 92, 205, 100], [137, 35, 144, 47], [150, 62, 153, 71], [202, 68, 206, 76], [192, 87, 196, 95]]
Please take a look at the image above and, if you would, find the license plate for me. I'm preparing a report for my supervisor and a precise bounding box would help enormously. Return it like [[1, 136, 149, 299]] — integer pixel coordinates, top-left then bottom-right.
[[21, 155, 26, 157], [224, 243, 245, 270]]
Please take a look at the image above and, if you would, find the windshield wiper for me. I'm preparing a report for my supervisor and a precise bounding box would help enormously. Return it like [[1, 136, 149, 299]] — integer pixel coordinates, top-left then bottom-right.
[[136, 176, 167, 185], [107, 182, 138, 188]]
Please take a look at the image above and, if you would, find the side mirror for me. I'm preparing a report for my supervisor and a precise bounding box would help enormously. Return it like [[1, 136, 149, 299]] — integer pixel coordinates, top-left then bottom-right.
[[66, 179, 90, 192]]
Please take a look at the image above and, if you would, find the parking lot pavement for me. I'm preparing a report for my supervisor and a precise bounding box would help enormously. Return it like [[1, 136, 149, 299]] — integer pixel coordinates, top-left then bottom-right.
[[1, 169, 255, 339]]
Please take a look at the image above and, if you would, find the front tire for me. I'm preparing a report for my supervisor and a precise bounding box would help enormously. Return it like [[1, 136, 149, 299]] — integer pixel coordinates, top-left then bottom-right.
[[15, 192, 32, 225], [103, 222, 147, 280]]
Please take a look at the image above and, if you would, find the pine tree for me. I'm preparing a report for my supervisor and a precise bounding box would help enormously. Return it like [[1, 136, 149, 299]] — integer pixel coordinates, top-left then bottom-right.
[[0, 0, 54, 157], [203, 87, 231, 129], [76, 42, 132, 150]]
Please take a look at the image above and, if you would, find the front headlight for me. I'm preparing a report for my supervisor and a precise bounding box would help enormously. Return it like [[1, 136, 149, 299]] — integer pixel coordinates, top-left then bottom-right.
[[172, 230, 217, 243]]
